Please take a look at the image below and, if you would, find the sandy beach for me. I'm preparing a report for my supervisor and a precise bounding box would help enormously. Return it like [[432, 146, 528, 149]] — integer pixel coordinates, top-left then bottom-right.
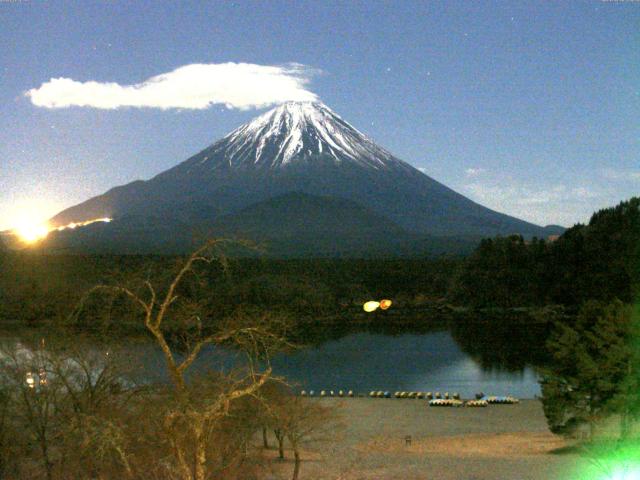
[[259, 398, 592, 480]]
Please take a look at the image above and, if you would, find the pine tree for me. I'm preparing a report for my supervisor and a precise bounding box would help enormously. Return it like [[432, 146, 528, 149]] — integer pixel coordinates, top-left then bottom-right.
[[540, 300, 633, 440], [606, 302, 640, 439]]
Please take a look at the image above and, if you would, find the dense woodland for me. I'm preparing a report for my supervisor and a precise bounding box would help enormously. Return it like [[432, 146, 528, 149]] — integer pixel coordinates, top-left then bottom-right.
[[452, 198, 640, 441], [452, 197, 640, 309], [0, 253, 460, 332], [1, 198, 638, 328]]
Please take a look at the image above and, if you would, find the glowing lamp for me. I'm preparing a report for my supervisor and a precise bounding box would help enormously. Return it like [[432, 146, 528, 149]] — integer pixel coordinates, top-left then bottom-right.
[[363, 301, 380, 312], [38, 368, 47, 386], [26, 372, 35, 388], [379, 299, 392, 310]]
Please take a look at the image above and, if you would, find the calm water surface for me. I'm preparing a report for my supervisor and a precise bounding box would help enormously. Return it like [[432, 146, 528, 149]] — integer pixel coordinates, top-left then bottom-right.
[[270, 331, 541, 398], [5, 328, 542, 399], [133, 330, 541, 398]]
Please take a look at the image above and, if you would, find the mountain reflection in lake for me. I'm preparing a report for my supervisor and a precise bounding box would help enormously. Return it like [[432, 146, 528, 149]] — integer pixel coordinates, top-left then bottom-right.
[[127, 328, 542, 399], [268, 331, 541, 398], [3, 316, 546, 399]]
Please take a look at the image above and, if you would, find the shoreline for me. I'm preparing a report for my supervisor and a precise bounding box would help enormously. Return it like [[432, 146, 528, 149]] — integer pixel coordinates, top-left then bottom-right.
[[261, 398, 589, 479]]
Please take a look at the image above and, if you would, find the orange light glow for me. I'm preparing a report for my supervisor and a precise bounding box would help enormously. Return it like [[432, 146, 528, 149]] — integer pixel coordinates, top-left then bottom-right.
[[11, 217, 112, 245], [379, 299, 392, 310], [13, 218, 50, 244]]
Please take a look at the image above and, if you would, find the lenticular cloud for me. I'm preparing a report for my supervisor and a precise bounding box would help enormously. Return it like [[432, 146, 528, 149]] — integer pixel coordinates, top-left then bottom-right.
[[26, 62, 319, 110]]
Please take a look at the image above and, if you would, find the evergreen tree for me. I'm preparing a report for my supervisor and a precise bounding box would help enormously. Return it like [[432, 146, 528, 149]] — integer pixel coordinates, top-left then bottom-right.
[[451, 196, 640, 309], [450, 235, 546, 308], [540, 300, 634, 440], [607, 302, 640, 439]]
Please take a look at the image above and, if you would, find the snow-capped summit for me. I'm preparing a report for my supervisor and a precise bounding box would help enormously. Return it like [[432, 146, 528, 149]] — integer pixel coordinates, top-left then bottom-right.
[[191, 101, 408, 171]]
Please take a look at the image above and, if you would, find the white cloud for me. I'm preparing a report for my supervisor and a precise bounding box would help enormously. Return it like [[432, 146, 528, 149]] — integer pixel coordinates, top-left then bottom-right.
[[417, 167, 428, 173], [26, 62, 319, 110], [571, 187, 598, 199], [465, 167, 485, 177], [463, 181, 601, 226], [601, 168, 640, 181], [466, 183, 558, 206]]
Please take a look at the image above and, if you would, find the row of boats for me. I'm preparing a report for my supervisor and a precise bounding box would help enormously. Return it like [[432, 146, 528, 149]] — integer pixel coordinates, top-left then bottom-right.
[[299, 389, 519, 406], [426, 397, 519, 407]]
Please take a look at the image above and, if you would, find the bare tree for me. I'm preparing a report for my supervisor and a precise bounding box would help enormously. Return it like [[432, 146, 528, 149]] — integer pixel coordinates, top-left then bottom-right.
[[0, 335, 143, 480], [0, 383, 12, 478], [261, 383, 339, 480], [0, 341, 65, 480], [286, 399, 337, 480], [73, 239, 292, 480], [0, 240, 302, 479], [50, 342, 139, 479]]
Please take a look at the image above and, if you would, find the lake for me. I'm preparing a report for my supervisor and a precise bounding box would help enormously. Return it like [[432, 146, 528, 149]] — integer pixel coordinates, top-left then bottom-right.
[[3, 322, 544, 399], [129, 328, 542, 399], [270, 331, 541, 398]]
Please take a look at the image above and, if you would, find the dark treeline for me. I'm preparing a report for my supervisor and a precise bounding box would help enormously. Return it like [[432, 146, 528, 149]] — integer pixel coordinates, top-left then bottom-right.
[[3, 197, 638, 332], [0, 242, 542, 373], [452, 197, 640, 310], [0, 252, 460, 331]]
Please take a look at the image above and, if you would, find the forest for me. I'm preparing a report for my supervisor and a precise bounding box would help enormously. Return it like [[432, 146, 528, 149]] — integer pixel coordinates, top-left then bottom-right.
[[452, 197, 640, 309], [1, 197, 638, 330]]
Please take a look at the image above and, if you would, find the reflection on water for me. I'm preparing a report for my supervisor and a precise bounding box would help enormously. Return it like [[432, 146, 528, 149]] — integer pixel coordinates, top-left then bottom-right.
[[2, 314, 547, 399], [127, 329, 542, 398], [268, 331, 541, 398], [449, 315, 551, 372]]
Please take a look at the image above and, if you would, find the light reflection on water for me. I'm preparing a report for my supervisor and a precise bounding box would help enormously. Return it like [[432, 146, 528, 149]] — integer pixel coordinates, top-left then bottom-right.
[[265, 332, 541, 398], [2, 330, 542, 399]]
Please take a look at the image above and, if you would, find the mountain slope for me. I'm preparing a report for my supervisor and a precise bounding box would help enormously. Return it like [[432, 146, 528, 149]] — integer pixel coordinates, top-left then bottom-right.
[[41, 192, 480, 256], [211, 192, 408, 257], [47, 101, 560, 254]]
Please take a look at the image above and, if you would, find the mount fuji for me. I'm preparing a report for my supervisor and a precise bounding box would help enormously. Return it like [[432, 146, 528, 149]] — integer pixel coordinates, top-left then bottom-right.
[[43, 101, 561, 255]]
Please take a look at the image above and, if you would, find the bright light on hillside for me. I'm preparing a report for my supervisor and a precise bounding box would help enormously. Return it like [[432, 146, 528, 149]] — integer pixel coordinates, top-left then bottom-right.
[[13, 218, 50, 243], [10, 216, 112, 245]]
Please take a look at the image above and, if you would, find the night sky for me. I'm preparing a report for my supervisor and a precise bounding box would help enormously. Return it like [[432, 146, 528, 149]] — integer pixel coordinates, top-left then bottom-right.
[[1, 0, 638, 230]]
